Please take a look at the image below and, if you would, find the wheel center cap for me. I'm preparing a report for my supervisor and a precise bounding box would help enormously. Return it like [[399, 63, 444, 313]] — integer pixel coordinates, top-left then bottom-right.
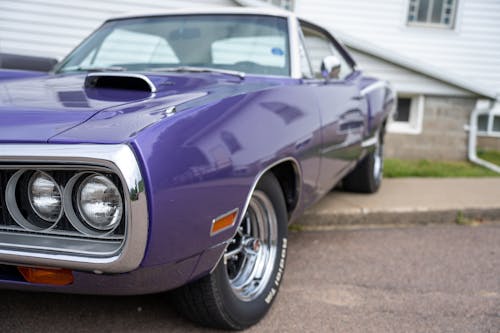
[[244, 237, 261, 254], [252, 239, 261, 252]]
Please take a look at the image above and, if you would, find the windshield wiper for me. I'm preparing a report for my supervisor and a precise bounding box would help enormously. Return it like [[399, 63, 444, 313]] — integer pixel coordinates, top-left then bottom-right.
[[59, 65, 126, 73], [150, 66, 245, 79]]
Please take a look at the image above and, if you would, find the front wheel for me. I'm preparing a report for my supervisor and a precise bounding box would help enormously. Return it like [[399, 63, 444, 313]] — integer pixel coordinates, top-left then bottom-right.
[[343, 130, 385, 193], [173, 173, 288, 330]]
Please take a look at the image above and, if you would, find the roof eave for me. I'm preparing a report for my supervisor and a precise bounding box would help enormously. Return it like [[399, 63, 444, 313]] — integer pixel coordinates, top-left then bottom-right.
[[340, 32, 496, 99]]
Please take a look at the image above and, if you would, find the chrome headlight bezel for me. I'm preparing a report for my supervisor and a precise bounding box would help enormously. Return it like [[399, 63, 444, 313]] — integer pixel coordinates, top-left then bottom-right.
[[5, 169, 63, 232], [77, 173, 124, 231], [0, 144, 148, 274], [28, 170, 64, 224], [63, 171, 124, 237]]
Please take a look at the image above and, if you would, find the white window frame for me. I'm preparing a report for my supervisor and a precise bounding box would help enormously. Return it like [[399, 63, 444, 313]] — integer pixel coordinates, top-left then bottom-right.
[[259, 0, 295, 11], [387, 94, 425, 135], [407, 0, 458, 29], [477, 112, 500, 138]]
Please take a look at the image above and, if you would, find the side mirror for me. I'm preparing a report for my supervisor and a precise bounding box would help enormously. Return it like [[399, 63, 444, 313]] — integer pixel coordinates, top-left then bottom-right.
[[321, 55, 341, 80]]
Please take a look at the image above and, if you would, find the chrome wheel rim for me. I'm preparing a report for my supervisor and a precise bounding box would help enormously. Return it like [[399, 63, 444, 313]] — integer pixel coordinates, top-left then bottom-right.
[[224, 190, 278, 302]]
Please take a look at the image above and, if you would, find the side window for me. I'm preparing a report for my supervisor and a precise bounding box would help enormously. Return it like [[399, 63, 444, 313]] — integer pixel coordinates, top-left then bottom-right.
[[301, 27, 352, 80]]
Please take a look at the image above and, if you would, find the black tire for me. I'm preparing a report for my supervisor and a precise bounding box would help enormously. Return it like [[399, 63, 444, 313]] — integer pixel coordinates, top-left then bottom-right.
[[173, 173, 288, 330], [343, 130, 385, 193]]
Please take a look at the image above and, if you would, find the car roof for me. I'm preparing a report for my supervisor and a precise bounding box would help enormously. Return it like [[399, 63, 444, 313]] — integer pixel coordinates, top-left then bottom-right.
[[106, 7, 295, 22]]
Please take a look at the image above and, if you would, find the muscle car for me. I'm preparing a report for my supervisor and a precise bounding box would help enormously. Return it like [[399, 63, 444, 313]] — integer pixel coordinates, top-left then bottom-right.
[[0, 7, 394, 330]]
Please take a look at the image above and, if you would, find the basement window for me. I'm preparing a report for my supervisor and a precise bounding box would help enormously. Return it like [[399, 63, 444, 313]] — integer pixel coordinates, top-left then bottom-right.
[[477, 114, 488, 132], [407, 0, 458, 29], [477, 113, 500, 138], [387, 95, 424, 135]]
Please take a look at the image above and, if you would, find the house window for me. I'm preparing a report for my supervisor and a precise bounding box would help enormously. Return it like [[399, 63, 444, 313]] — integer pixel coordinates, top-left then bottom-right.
[[394, 97, 411, 122], [477, 112, 500, 138], [493, 117, 500, 132], [387, 95, 425, 135], [407, 0, 457, 28], [259, 0, 295, 11], [477, 114, 488, 132]]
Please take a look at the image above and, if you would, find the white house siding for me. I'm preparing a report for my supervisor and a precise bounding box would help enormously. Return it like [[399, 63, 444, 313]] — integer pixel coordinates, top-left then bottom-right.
[[349, 49, 471, 97], [296, 0, 500, 93], [0, 0, 234, 59]]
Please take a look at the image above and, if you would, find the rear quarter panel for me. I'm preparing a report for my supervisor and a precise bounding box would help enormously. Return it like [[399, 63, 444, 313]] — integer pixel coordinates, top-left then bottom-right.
[[361, 77, 395, 136]]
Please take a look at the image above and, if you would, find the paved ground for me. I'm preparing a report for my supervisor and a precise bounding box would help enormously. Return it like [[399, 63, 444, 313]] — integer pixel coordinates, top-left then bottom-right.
[[297, 178, 500, 226], [2, 223, 499, 332]]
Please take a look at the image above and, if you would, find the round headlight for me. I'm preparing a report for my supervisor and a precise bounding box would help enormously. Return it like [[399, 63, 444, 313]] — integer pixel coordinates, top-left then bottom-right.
[[28, 171, 63, 223], [77, 174, 123, 230]]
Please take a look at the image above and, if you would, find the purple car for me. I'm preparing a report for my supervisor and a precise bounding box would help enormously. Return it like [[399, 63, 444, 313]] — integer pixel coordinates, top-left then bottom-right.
[[0, 7, 394, 330]]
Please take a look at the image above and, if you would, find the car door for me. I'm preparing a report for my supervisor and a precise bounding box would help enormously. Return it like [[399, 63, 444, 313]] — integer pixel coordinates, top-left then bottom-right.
[[300, 22, 367, 194]]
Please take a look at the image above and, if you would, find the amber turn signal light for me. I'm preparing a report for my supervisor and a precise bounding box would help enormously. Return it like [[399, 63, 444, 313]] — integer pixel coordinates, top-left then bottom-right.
[[18, 267, 74, 286], [211, 209, 238, 235]]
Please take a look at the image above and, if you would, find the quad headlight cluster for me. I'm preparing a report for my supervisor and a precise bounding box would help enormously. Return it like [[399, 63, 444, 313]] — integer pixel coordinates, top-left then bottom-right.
[[4, 169, 124, 237]]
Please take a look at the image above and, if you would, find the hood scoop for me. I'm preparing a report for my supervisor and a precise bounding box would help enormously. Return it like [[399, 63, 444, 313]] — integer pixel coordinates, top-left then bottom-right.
[[84, 73, 157, 92]]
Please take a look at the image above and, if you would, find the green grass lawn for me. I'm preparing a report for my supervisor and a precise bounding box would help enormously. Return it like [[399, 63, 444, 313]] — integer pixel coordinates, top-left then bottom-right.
[[384, 158, 500, 178], [478, 149, 500, 165]]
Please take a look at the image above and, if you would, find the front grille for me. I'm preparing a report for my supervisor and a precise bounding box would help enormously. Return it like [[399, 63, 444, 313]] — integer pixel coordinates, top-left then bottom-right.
[[0, 166, 126, 257], [0, 171, 16, 228]]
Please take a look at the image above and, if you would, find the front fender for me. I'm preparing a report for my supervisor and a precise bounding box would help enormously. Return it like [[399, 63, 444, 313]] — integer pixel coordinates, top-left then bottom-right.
[[131, 84, 323, 271]]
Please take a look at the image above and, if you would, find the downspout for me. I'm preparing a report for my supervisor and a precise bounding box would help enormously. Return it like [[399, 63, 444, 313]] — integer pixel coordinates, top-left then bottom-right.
[[468, 99, 500, 173]]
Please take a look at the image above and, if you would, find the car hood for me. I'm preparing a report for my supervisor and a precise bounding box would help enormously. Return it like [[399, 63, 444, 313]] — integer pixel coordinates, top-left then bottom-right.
[[0, 72, 281, 143]]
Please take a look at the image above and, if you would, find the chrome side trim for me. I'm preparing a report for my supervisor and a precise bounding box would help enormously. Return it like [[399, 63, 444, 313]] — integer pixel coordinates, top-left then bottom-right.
[[0, 144, 148, 273], [86, 72, 158, 93], [361, 136, 378, 148], [238, 157, 303, 228], [361, 80, 389, 96], [164, 106, 176, 117]]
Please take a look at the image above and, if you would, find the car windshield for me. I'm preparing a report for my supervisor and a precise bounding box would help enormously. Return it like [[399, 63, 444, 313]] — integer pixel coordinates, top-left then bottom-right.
[[57, 14, 290, 77]]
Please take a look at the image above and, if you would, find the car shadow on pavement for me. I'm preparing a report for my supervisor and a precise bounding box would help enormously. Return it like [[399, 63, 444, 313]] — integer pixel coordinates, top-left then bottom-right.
[[0, 289, 218, 332]]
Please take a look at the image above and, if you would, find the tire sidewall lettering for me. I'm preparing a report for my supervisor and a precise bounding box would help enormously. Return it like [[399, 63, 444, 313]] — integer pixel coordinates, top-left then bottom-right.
[[264, 237, 287, 304]]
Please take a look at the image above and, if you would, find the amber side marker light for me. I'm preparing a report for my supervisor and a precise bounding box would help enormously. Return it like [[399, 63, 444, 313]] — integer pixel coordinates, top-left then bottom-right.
[[17, 267, 74, 286], [211, 209, 238, 235]]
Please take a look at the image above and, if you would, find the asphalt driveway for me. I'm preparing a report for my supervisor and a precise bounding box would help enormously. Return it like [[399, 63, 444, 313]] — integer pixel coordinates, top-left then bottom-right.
[[2, 223, 499, 333]]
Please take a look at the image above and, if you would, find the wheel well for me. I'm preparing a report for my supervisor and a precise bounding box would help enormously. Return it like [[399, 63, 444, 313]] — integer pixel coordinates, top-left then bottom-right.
[[269, 161, 300, 218], [380, 118, 388, 143]]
